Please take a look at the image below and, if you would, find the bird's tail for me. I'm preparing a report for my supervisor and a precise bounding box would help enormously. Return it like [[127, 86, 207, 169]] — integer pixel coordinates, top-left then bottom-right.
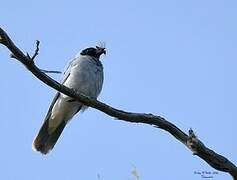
[[32, 118, 66, 155]]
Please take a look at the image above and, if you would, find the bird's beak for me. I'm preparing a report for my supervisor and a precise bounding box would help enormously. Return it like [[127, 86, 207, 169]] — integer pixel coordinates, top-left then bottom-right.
[[96, 47, 106, 56], [103, 48, 106, 55]]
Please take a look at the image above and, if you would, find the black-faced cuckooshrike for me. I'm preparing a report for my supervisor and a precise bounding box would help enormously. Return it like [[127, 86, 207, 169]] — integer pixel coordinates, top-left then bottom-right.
[[32, 46, 106, 154]]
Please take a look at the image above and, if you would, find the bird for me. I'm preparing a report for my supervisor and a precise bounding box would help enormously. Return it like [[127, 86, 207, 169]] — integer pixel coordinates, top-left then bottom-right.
[[32, 46, 106, 154]]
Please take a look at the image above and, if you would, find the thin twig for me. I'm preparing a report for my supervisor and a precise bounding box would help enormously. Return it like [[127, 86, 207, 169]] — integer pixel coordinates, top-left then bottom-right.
[[40, 69, 62, 74], [10, 53, 17, 59], [0, 27, 236, 180], [31, 40, 40, 60]]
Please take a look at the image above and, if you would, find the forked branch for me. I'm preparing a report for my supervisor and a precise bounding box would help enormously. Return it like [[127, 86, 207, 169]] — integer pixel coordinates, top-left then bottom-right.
[[0, 27, 236, 180]]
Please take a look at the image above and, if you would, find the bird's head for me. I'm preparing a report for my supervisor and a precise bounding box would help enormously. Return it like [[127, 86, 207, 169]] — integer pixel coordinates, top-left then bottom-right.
[[80, 46, 106, 59]]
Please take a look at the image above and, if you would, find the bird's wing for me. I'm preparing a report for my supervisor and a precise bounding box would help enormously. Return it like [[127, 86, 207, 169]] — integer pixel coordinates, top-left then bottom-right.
[[60, 57, 76, 84], [43, 58, 75, 120], [33, 57, 82, 154]]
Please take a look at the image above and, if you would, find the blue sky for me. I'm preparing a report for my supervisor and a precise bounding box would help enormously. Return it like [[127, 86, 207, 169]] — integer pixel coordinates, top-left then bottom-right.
[[0, 0, 236, 179]]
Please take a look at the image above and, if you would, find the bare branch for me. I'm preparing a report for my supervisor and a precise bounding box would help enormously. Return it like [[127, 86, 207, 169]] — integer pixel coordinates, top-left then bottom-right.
[[0, 27, 236, 180]]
